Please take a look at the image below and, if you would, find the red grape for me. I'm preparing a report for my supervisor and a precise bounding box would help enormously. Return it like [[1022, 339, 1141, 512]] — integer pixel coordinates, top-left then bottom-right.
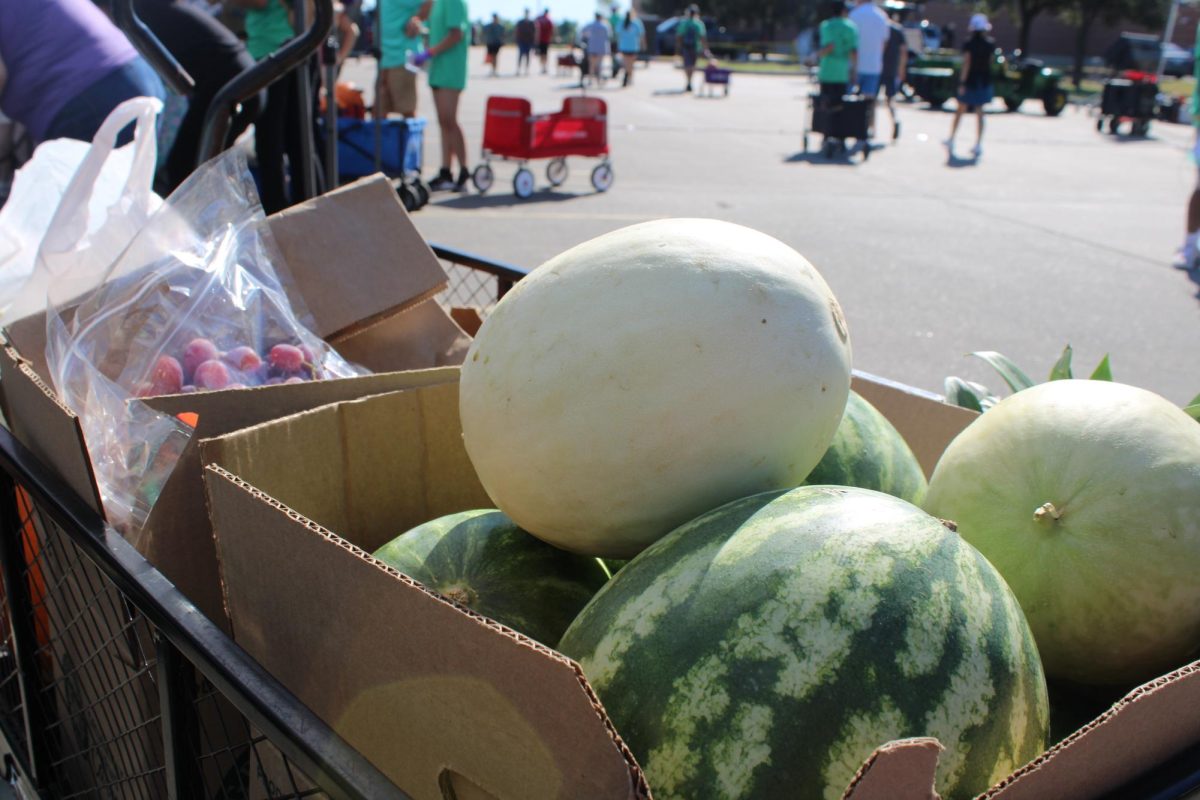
[[183, 338, 219, 380], [268, 343, 304, 373], [193, 359, 231, 390], [149, 355, 184, 394], [222, 346, 262, 373]]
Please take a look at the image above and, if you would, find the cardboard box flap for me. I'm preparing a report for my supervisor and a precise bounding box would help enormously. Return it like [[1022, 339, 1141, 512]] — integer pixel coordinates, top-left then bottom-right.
[[983, 662, 1200, 798], [330, 298, 471, 373], [136, 367, 460, 629], [851, 370, 978, 478], [842, 738, 941, 800], [267, 175, 449, 340], [203, 465, 648, 800], [0, 346, 101, 515]]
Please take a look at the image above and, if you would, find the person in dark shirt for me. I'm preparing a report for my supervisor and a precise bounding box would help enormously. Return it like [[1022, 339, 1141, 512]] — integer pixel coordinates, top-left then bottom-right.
[[944, 13, 995, 159], [879, 16, 907, 140]]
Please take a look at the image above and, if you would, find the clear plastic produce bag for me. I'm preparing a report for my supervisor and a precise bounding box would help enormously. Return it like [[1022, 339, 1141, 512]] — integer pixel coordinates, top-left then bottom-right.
[[42, 148, 365, 541]]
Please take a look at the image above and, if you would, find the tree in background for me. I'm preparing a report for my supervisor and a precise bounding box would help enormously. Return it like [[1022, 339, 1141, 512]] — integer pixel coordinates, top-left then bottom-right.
[[1058, 0, 1167, 86], [986, 0, 1069, 55], [556, 19, 577, 44]]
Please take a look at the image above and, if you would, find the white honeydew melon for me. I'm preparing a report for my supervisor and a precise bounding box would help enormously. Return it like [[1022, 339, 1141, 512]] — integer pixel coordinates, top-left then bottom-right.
[[458, 218, 853, 558], [924, 379, 1200, 686]]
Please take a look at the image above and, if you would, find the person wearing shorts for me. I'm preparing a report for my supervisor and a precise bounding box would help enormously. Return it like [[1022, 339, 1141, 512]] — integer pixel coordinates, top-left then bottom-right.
[[817, 0, 857, 112], [1178, 21, 1200, 270], [535, 9, 554, 73], [945, 13, 996, 160], [483, 13, 504, 76], [515, 9, 536, 75], [411, 0, 470, 190], [377, 0, 428, 119], [676, 5, 709, 93], [849, 0, 888, 138]]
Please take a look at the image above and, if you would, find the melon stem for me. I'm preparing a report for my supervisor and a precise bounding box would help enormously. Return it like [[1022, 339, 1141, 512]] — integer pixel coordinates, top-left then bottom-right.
[[1033, 502, 1062, 522]]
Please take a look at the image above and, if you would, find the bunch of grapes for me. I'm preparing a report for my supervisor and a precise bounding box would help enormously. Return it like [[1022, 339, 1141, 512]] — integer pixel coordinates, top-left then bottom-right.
[[137, 338, 327, 397]]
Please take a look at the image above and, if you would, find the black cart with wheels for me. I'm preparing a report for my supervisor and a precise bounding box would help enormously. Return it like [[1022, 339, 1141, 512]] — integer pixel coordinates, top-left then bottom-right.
[[802, 92, 872, 161], [1097, 75, 1158, 137]]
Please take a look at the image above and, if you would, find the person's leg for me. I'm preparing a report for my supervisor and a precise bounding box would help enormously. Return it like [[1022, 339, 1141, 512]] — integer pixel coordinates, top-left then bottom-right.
[[431, 87, 468, 189], [1186, 132, 1200, 268], [946, 102, 965, 151], [973, 107, 985, 155]]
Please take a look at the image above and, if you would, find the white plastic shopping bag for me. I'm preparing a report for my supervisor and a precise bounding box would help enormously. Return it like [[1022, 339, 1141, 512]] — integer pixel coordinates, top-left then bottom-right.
[[2, 97, 164, 324]]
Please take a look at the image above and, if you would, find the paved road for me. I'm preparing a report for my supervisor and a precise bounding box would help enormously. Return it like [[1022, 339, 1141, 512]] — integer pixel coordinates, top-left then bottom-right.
[[343, 53, 1199, 405]]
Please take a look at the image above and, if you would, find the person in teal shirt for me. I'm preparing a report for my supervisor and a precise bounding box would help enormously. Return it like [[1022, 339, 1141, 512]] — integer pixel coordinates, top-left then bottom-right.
[[411, 0, 470, 190], [378, 0, 429, 118], [675, 5, 709, 92], [818, 0, 857, 106], [1179, 21, 1200, 271]]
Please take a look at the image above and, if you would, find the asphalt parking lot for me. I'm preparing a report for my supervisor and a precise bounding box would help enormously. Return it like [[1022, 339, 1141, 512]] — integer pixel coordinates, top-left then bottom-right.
[[343, 52, 1199, 405]]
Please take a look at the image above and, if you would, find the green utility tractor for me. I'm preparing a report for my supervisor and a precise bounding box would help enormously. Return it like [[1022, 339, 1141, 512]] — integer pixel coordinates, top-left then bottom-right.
[[905, 50, 1068, 116]]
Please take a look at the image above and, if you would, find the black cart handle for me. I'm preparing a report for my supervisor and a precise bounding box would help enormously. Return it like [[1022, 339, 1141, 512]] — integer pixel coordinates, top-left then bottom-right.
[[197, 0, 335, 165], [111, 0, 197, 96]]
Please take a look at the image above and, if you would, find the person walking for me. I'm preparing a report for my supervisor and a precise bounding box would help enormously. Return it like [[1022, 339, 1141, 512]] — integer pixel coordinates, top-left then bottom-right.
[[945, 13, 996, 160], [535, 8, 555, 74], [878, 12, 907, 141], [580, 12, 612, 87], [0, 0, 165, 147], [848, 0, 888, 139], [817, 0, 857, 110], [412, 0, 471, 190], [377, 0, 429, 120], [515, 8, 536, 75], [617, 9, 645, 87], [1176, 19, 1200, 270], [608, 5, 623, 83], [482, 13, 505, 76], [676, 4, 710, 93]]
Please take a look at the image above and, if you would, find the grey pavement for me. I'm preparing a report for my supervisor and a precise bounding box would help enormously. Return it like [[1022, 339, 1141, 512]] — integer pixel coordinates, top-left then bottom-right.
[[342, 52, 1199, 405]]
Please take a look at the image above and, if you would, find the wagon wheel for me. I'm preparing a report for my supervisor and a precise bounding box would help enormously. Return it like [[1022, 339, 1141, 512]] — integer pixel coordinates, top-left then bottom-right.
[[413, 178, 430, 208], [1108, 117, 1121, 135], [591, 162, 614, 192], [398, 183, 418, 211], [1095, 116, 1104, 133], [472, 164, 495, 194], [513, 167, 536, 199], [546, 158, 569, 187], [1043, 89, 1067, 117]]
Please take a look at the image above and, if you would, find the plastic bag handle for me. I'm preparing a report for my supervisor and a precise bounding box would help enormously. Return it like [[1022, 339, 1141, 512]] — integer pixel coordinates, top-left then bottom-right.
[[38, 97, 163, 268]]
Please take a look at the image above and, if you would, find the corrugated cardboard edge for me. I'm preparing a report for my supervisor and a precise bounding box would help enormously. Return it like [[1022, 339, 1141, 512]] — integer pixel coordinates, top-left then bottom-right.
[[202, 464, 651, 800], [981, 661, 1200, 799], [842, 738, 942, 800], [0, 345, 102, 515]]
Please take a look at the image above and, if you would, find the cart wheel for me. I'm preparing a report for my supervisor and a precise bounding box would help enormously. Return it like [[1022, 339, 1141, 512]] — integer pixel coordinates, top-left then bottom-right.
[[398, 183, 418, 212], [1108, 117, 1121, 135], [1095, 117, 1104, 133], [802, 133, 809, 154], [591, 162, 614, 192], [546, 158, 568, 187], [821, 140, 836, 159], [1132, 119, 1150, 137], [1043, 89, 1067, 117], [472, 164, 495, 194], [1003, 96, 1023, 112], [861, 140, 871, 161], [413, 178, 430, 208], [513, 168, 535, 199]]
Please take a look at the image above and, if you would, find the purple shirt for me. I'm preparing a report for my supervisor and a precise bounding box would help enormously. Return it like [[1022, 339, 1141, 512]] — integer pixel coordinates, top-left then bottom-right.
[[0, 0, 138, 141]]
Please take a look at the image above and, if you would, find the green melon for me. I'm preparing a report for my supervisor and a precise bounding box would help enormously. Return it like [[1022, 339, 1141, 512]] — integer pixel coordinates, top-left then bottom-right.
[[804, 390, 928, 504], [558, 487, 1049, 800], [373, 509, 610, 646]]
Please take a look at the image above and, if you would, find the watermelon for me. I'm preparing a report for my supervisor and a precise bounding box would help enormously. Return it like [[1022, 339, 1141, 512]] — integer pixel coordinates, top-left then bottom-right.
[[558, 487, 1049, 800], [804, 390, 928, 504], [373, 509, 610, 646]]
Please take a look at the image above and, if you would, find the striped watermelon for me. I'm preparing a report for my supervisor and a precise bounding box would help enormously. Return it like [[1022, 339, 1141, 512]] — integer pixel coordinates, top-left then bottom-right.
[[804, 390, 928, 504], [373, 509, 610, 646], [558, 487, 1049, 800]]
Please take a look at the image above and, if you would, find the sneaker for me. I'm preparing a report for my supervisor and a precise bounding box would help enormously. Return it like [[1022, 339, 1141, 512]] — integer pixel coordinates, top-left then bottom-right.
[[454, 168, 471, 192], [1174, 246, 1199, 271], [972, 143, 983, 158], [428, 170, 456, 191]]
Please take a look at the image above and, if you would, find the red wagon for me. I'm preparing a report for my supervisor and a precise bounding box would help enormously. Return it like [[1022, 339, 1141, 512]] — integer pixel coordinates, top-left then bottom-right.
[[471, 95, 614, 198]]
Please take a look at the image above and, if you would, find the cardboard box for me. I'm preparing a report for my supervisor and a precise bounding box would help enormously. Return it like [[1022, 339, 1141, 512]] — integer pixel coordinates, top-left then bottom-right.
[[201, 370, 1200, 800], [0, 174, 471, 629]]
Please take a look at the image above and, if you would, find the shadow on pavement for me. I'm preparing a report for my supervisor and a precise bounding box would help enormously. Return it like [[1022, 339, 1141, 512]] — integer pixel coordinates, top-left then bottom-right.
[[430, 190, 589, 209], [652, 88, 691, 96], [784, 151, 860, 166], [946, 152, 980, 168]]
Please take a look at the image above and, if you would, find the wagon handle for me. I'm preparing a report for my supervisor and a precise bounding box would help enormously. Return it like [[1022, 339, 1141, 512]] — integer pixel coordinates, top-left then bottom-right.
[[111, 0, 196, 97]]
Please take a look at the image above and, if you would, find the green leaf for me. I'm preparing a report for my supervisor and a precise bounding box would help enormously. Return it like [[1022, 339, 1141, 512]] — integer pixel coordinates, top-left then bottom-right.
[[1185, 403, 1200, 421], [1049, 345, 1073, 381], [968, 351, 1035, 394], [944, 377, 984, 412], [1089, 355, 1113, 381], [1189, 392, 1200, 408]]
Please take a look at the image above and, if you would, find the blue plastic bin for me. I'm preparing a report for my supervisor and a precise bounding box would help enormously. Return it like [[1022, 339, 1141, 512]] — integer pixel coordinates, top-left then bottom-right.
[[332, 117, 425, 180]]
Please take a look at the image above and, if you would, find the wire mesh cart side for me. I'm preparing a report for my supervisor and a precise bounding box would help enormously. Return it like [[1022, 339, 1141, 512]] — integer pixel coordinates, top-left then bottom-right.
[[471, 95, 613, 199]]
